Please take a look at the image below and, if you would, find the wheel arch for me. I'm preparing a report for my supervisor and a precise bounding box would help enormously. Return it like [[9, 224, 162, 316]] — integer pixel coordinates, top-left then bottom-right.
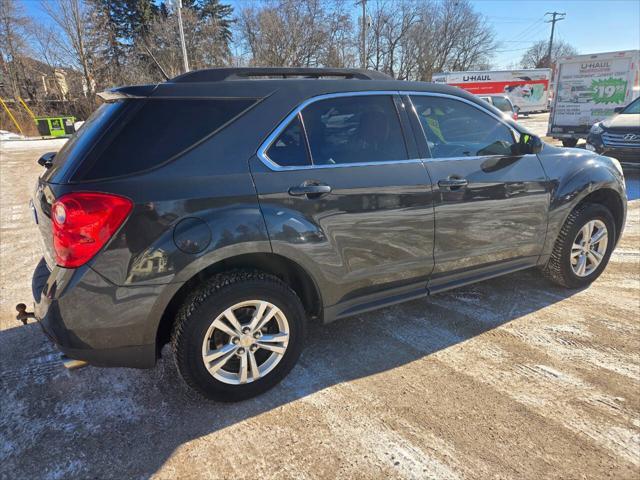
[[576, 188, 625, 243], [155, 252, 323, 350]]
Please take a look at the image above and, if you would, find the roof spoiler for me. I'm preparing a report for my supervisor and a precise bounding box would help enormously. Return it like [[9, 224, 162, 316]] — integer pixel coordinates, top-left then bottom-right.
[[97, 84, 158, 101], [171, 67, 393, 83]]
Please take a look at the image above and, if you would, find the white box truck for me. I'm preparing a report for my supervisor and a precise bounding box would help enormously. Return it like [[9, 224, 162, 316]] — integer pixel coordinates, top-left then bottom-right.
[[432, 68, 551, 114], [547, 49, 640, 147]]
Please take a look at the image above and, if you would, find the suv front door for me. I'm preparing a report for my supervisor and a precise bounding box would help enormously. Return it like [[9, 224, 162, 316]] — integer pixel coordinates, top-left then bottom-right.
[[406, 93, 550, 292], [250, 93, 436, 318]]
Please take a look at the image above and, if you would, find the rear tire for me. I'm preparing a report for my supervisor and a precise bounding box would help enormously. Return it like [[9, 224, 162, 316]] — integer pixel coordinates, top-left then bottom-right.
[[562, 138, 579, 147], [543, 203, 615, 288], [171, 270, 306, 401]]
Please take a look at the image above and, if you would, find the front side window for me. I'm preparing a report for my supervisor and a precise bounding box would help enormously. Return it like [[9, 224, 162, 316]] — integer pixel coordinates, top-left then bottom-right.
[[300, 95, 408, 165], [411, 95, 516, 158]]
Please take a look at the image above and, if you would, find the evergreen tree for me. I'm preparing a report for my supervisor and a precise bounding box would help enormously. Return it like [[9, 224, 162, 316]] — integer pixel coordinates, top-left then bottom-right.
[[171, 0, 233, 42]]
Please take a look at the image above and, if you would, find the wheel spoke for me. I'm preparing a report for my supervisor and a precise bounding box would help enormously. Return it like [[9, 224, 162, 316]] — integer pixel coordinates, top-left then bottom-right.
[[212, 318, 239, 338], [257, 341, 287, 355], [222, 309, 243, 333], [203, 344, 237, 373], [258, 332, 289, 344], [580, 222, 592, 242], [589, 249, 603, 262], [571, 243, 582, 258], [248, 301, 269, 331], [238, 351, 248, 384], [248, 350, 260, 381], [576, 254, 587, 276], [590, 228, 608, 244], [253, 306, 278, 332]]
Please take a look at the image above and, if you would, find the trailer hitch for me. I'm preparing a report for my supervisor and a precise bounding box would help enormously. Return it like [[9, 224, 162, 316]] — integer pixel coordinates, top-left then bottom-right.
[[15, 303, 35, 325]]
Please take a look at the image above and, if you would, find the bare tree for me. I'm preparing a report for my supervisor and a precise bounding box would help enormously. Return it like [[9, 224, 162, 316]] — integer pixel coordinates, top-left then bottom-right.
[[0, 0, 34, 99], [362, 0, 496, 81], [237, 0, 354, 68], [365, 0, 420, 78], [41, 0, 96, 97], [411, 0, 496, 81], [520, 39, 578, 69], [29, 24, 68, 99]]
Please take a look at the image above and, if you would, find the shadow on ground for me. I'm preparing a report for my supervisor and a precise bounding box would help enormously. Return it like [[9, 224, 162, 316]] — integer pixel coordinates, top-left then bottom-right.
[[623, 168, 640, 201], [0, 269, 581, 478]]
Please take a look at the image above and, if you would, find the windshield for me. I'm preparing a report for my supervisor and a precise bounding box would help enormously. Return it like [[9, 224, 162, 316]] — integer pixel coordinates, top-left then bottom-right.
[[622, 98, 640, 114]]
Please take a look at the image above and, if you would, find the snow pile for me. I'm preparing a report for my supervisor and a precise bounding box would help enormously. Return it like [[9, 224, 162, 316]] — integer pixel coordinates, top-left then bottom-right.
[[1, 137, 68, 151], [0, 130, 24, 140]]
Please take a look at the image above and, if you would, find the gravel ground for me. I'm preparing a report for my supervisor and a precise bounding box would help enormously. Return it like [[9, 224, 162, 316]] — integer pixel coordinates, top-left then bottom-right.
[[1, 120, 639, 479]]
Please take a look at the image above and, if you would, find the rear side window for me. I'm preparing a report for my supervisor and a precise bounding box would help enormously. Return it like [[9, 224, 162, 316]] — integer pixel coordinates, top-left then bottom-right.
[[265, 114, 311, 167], [72, 98, 256, 181], [302, 95, 407, 165]]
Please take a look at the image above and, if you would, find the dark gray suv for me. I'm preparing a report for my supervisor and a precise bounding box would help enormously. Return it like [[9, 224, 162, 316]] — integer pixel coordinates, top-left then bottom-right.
[[30, 68, 627, 401]]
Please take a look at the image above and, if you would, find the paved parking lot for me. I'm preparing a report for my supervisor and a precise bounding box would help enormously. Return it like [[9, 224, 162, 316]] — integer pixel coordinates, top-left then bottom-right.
[[1, 131, 638, 479]]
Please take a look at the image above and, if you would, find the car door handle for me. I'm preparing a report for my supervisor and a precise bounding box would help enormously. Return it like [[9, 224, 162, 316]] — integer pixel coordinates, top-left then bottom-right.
[[288, 183, 332, 198], [438, 178, 468, 189]]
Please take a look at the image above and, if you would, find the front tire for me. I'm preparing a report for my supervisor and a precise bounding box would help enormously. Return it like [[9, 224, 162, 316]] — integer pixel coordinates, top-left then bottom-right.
[[543, 203, 616, 288], [172, 270, 306, 401], [562, 138, 579, 147]]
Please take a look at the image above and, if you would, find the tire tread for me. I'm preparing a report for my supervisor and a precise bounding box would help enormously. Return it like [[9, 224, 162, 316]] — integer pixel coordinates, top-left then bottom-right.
[[543, 202, 614, 288]]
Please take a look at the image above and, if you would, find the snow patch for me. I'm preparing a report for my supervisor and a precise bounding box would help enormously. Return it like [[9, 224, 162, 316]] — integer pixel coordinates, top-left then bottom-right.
[[1, 138, 68, 151]]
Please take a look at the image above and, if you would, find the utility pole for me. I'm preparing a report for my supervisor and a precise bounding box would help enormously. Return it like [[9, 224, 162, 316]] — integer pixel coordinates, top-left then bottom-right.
[[357, 0, 367, 69], [176, 0, 190, 73], [545, 11, 565, 68]]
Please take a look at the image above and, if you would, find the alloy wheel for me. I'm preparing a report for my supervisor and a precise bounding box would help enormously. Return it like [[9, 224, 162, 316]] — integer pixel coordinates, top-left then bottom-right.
[[570, 219, 608, 277], [201, 300, 290, 385]]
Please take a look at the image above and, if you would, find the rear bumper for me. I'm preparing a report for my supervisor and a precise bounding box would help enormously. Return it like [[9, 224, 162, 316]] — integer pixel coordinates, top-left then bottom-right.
[[33, 257, 157, 368]]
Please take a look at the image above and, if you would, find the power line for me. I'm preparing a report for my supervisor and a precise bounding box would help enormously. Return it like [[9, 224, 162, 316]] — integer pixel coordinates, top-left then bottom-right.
[[509, 18, 545, 42], [494, 46, 538, 53]]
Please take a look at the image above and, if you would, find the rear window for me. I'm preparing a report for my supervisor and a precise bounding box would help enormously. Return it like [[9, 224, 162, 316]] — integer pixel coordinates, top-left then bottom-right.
[[490, 96, 512, 112], [67, 98, 256, 181]]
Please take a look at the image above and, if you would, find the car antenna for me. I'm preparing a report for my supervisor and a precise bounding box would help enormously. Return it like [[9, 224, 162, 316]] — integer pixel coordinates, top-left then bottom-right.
[[142, 44, 170, 82]]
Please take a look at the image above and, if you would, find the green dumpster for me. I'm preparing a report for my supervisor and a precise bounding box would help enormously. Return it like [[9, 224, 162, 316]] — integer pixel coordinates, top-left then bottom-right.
[[35, 116, 76, 137]]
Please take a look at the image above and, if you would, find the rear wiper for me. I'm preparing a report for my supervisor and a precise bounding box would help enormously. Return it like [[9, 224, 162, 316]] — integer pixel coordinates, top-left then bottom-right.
[[38, 152, 55, 168]]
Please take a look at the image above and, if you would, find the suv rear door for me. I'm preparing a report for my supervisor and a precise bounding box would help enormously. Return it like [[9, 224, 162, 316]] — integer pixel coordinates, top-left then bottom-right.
[[250, 92, 436, 317], [405, 93, 549, 292]]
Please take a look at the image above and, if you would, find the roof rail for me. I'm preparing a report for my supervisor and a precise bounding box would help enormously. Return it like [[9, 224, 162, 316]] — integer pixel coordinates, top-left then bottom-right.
[[171, 67, 393, 83]]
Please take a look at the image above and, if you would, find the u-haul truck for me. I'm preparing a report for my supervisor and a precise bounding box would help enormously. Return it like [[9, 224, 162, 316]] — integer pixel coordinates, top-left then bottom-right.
[[432, 68, 551, 114], [547, 50, 640, 147]]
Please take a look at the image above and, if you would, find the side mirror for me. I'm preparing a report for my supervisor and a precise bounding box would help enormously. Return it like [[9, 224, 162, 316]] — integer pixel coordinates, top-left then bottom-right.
[[37, 152, 56, 168], [518, 133, 542, 155], [613, 106, 624, 113]]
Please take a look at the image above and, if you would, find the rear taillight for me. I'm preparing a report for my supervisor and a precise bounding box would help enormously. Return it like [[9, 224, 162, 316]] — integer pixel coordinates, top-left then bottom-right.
[[52, 192, 133, 268], [513, 111, 518, 121]]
